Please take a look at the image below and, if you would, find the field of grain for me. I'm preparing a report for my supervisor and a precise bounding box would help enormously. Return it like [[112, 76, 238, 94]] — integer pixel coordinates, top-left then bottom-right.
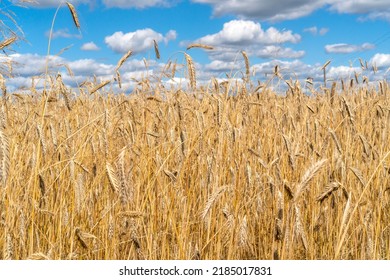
[[0, 72, 389, 260], [0, 2, 389, 260]]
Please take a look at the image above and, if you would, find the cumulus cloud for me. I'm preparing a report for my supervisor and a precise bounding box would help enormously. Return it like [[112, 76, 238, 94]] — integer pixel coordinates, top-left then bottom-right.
[[190, 20, 303, 61], [105, 29, 176, 54], [81, 42, 100, 51], [304, 26, 329, 36], [8, 53, 65, 76], [198, 20, 300, 46], [327, 65, 360, 80], [68, 59, 114, 76], [4, 53, 163, 91], [325, 42, 375, 54]]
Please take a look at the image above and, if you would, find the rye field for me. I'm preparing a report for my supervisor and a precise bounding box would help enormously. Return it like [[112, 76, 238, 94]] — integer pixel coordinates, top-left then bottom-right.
[[0, 2, 389, 260]]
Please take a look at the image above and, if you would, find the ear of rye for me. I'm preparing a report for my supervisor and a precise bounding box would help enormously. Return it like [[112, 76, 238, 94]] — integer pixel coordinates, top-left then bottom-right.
[[116, 50, 133, 71], [66, 2, 81, 29], [294, 159, 327, 201]]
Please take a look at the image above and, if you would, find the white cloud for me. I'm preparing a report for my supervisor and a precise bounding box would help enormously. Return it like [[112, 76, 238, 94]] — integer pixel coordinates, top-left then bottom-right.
[[45, 28, 82, 39], [358, 12, 390, 22], [304, 26, 329, 36], [205, 45, 304, 64], [81, 42, 100, 51], [329, 1, 390, 14], [8, 53, 65, 76], [68, 59, 114, 76], [327, 65, 361, 80], [370, 53, 390, 68], [105, 29, 176, 54], [165, 30, 177, 41], [190, 20, 303, 61], [325, 43, 375, 54], [204, 60, 242, 72], [4, 53, 162, 92], [198, 20, 300, 46], [255, 46, 305, 59]]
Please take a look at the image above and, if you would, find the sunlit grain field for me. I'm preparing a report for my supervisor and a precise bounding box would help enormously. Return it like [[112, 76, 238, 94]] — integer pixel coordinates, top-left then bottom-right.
[[0, 1, 389, 260], [0, 76, 389, 260]]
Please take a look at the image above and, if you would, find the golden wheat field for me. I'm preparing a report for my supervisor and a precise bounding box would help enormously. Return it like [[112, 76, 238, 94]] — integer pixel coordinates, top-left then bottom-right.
[[0, 2, 390, 261], [0, 74, 390, 260]]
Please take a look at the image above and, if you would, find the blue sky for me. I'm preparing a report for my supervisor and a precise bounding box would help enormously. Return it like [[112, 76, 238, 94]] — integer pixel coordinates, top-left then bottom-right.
[[3, 0, 390, 91]]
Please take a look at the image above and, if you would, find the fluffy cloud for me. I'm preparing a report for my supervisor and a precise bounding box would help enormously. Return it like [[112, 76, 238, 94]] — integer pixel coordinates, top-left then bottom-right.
[[8, 53, 65, 76], [370, 53, 390, 68], [198, 20, 300, 46], [190, 20, 303, 61], [327, 65, 360, 80], [81, 42, 100, 51], [105, 29, 176, 54], [68, 59, 114, 76], [325, 43, 375, 54], [4, 53, 163, 91]]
